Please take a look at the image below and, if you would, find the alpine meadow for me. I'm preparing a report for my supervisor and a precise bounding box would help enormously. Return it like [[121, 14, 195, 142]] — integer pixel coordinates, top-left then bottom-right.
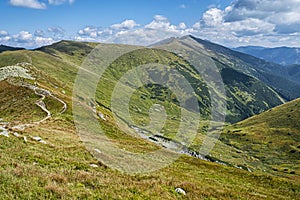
[[1, 0, 300, 199]]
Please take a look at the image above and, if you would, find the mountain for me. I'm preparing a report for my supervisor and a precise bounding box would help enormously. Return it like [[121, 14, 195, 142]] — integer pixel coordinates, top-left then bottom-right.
[[0, 38, 300, 199], [178, 36, 300, 99], [0, 44, 25, 53], [34, 39, 286, 124], [152, 35, 300, 120], [234, 46, 300, 66], [152, 35, 300, 177], [287, 64, 300, 82]]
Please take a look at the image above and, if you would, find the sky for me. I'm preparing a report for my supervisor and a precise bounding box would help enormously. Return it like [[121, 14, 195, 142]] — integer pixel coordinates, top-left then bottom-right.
[[1, 0, 300, 48]]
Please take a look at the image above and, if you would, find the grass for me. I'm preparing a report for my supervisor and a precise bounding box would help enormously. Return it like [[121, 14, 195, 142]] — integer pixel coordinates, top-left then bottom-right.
[[0, 118, 299, 199]]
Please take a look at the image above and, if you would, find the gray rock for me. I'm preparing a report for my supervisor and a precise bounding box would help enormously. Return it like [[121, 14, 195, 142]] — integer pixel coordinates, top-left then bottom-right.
[[90, 164, 99, 168], [13, 132, 20, 137], [175, 188, 186, 195], [0, 130, 9, 137], [32, 136, 42, 141]]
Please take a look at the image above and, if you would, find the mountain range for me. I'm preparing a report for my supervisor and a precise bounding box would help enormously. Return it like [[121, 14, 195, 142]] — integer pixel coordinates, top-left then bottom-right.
[[234, 46, 300, 66], [0, 44, 24, 53], [0, 36, 299, 199]]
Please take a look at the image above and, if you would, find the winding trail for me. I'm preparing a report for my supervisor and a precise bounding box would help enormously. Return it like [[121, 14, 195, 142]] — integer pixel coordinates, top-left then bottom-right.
[[0, 60, 67, 145], [11, 84, 67, 131]]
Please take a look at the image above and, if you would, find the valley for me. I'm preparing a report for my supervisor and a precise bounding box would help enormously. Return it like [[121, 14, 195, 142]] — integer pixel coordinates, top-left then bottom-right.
[[0, 36, 299, 199]]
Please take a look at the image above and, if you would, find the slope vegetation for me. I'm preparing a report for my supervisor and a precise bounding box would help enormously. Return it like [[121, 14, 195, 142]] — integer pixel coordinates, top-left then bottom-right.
[[222, 98, 300, 177], [0, 39, 299, 199]]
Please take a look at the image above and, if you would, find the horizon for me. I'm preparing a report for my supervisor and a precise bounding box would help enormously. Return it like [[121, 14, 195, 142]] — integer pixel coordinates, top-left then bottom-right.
[[1, 0, 300, 48], [2, 35, 300, 50]]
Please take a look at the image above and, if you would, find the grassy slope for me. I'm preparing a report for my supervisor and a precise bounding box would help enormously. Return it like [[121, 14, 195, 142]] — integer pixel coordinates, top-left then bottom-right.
[[154, 37, 285, 123], [188, 36, 300, 100], [0, 41, 299, 199], [0, 119, 299, 199], [0, 80, 46, 124], [221, 98, 300, 178]]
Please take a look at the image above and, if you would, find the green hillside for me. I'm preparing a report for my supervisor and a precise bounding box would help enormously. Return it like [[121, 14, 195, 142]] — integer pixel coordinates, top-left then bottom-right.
[[154, 36, 286, 122], [188, 36, 300, 100], [221, 98, 300, 178], [0, 38, 299, 199], [0, 44, 24, 53]]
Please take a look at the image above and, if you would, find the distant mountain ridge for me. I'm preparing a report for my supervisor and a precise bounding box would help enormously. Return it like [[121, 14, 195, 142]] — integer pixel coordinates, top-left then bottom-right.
[[234, 46, 300, 65], [0, 44, 25, 53], [154, 36, 300, 96]]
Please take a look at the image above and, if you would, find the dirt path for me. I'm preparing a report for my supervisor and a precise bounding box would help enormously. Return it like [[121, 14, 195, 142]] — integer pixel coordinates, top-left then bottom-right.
[[11, 84, 67, 131]]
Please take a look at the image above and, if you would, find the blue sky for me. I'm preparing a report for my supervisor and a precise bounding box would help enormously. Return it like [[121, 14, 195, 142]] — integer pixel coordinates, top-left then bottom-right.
[[1, 0, 300, 48]]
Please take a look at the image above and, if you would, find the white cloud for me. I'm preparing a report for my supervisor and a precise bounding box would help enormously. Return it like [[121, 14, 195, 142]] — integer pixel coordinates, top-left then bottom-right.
[[13, 31, 33, 43], [9, 0, 46, 9], [192, 22, 201, 30], [202, 8, 224, 27], [178, 22, 187, 30], [0, 35, 11, 43], [111, 20, 139, 30], [224, 0, 300, 34], [9, 0, 74, 9], [35, 36, 55, 46], [34, 30, 44, 37], [76, 16, 188, 46], [145, 15, 177, 31], [0, 29, 59, 48], [0, 30, 9, 36], [105, 16, 195, 46], [78, 26, 99, 38], [47, 27, 65, 40], [74, 14, 278, 47]]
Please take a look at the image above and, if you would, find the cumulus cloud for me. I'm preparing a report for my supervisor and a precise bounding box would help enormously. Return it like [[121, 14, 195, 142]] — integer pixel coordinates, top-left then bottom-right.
[[75, 13, 275, 46], [9, 0, 46, 9], [145, 15, 177, 31], [78, 26, 99, 38], [111, 20, 139, 30], [35, 36, 55, 46], [224, 0, 300, 34], [202, 8, 224, 27], [0, 30, 9, 36], [48, 27, 65, 40], [0, 31, 11, 44], [81, 16, 195, 46], [12, 31, 33, 43], [0, 29, 59, 48], [178, 22, 187, 30], [34, 30, 45, 37]]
